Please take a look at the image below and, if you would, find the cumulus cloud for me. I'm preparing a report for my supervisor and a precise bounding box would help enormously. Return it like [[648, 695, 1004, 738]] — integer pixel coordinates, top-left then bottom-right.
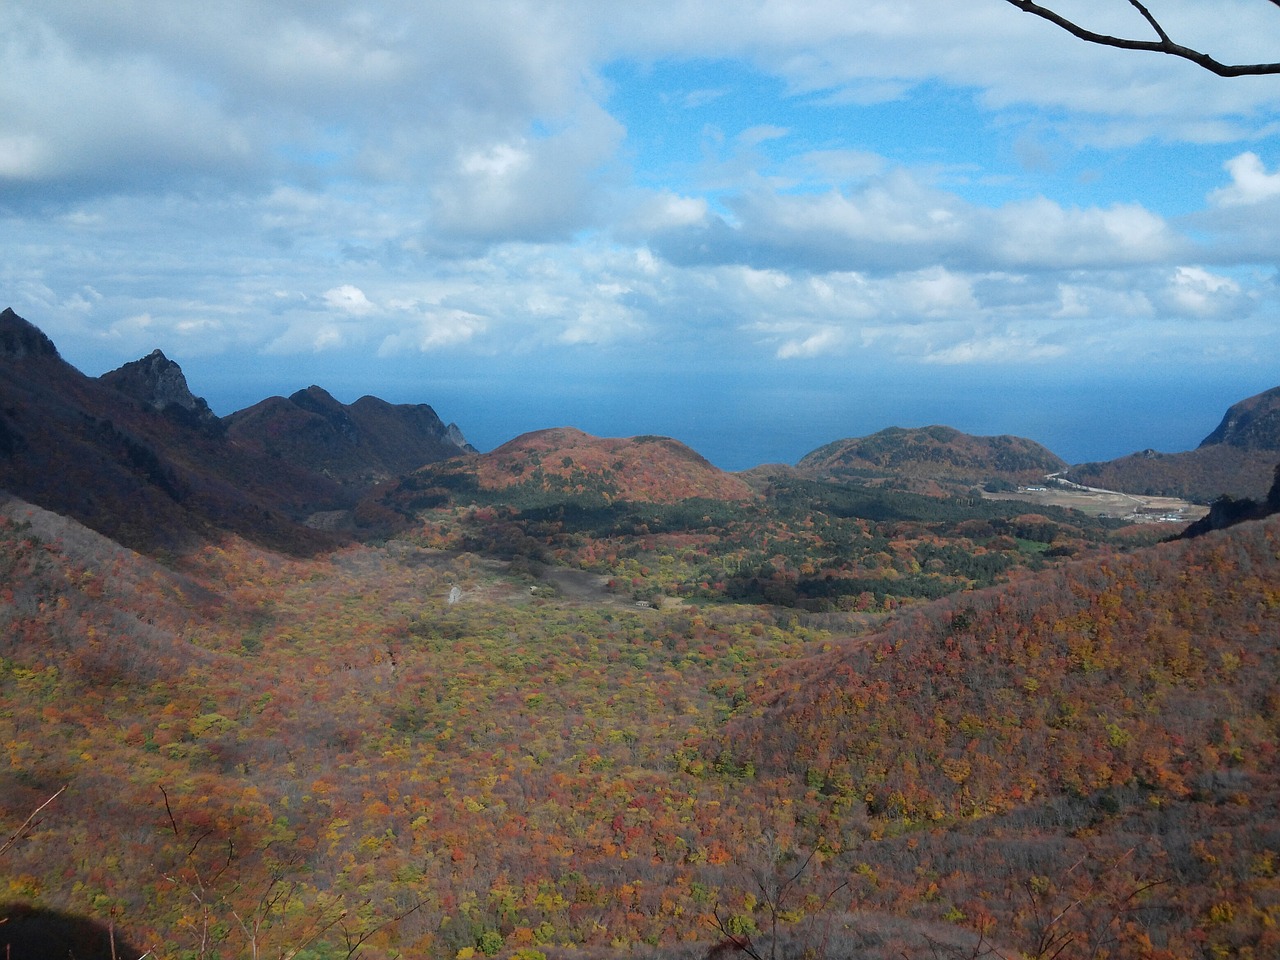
[[3, 0, 1279, 422], [1157, 266, 1249, 319], [988, 198, 1181, 268], [378, 309, 487, 354], [1210, 152, 1280, 207], [323, 285, 376, 315], [649, 168, 1181, 274], [429, 101, 624, 242]]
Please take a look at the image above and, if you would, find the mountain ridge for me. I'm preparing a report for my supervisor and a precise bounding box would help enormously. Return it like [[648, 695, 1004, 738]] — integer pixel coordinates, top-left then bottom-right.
[[225, 384, 473, 491], [4, 308, 1278, 553]]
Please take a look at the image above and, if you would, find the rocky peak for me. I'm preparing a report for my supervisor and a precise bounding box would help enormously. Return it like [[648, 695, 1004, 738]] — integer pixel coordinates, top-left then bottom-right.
[[0, 307, 61, 361], [99, 348, 222, 432]]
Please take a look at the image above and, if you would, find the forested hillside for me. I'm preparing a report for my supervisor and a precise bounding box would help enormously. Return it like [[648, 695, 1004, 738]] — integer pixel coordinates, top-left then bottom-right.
[[721, 516, 1280, 959], [3, 477, 1278, 958]]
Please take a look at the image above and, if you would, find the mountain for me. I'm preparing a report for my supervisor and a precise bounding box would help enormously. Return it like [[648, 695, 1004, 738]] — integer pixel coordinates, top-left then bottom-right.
[[8, 313, 1280, 959], [225, 385, 472, 491], [393, 426, 756, 506], [1066, 446, 1275, 502], [1200, 384, 1280, 449], [1067, 385, 1280, 501], [0, 309, 464, 554], [99, 348, 223, 434], [797, 425, 1066, 491]]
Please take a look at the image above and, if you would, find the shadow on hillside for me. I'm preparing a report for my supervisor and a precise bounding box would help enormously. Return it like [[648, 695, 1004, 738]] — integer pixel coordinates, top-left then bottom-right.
[[0, 903, 142, 960]]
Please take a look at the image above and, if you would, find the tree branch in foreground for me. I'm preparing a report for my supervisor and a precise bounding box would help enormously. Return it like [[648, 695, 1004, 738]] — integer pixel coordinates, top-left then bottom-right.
[[1005, 0, 1280, 76]]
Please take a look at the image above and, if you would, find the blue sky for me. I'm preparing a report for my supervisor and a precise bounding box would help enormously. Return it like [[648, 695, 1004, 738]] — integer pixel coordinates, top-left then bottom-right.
[[3, 1, 1280, 470]]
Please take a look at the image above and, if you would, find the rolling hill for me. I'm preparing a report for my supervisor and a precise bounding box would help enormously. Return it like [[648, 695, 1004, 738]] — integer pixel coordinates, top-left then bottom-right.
[[718, 513, 1280, 958], [798, 426, 1066, 491], [391, 426, 757, 507]]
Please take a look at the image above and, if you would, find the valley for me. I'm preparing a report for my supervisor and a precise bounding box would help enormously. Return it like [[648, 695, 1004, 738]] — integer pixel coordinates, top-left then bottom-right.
[[2, 309, 1279, 960]]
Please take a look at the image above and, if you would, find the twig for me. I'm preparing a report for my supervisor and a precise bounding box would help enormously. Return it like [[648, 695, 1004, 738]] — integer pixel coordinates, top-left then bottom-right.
[[0, 784, 67, 857]]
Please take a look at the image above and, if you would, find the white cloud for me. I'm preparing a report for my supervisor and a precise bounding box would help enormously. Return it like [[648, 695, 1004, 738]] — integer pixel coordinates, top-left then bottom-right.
[[378, 309, 487, 353], [777, 326, 845, 359], [1210, 152, 1280, 207], [559, 298, 643, 345], [651, 168, 1181, 274], [893, 268, 976, 317], [630, 192, 710, 232], [0, 134, 50, 179], [430, 102, 624, 242], [3, 0, 1279, 430], [324, 285, 376, 315], [1159, 266, 1247, 318], [923, 334, 1069, 365], [990, 198, 1180, 268]]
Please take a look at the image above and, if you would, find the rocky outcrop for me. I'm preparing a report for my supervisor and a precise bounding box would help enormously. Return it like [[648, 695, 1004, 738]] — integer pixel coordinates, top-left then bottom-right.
[[100, 349, 223, 434]]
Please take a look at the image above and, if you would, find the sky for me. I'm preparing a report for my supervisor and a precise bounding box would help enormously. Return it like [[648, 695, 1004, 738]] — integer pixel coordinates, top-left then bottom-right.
[[3, 0, 1280, 471]]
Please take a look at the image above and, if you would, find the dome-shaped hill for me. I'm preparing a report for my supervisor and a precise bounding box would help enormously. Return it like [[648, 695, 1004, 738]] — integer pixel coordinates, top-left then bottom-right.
[[412, 427, 755, 505], [799, 425, 1065, 485]]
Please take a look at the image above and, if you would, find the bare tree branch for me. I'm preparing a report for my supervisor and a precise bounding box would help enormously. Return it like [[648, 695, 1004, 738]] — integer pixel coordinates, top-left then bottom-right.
[[1005, 0, 1280, 76], [0, 784, 67, 858]]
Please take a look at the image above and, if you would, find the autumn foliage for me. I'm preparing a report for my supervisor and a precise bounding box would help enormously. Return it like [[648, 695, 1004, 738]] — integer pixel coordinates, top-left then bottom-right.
[[2, 481, 1279, 958]]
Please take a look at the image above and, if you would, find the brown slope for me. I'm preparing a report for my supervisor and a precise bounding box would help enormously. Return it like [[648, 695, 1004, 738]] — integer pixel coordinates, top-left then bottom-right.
[[224, 385, 470, 490], [0, 308, 344, 555], [717, 516, 1280, 957], [722, 513, 1280, 817], [458, 426, 754, 503], [798, 425, 1065, 487], [1067, 445, 1277, 502]]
